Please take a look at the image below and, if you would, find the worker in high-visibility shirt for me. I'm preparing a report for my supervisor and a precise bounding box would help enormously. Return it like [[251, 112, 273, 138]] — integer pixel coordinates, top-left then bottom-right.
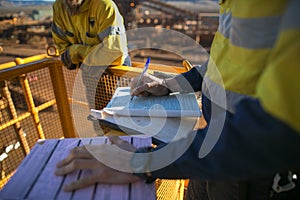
[[51, 0, 130, 133], [51, 0, 130, 71], [54, 0, 300, 199]]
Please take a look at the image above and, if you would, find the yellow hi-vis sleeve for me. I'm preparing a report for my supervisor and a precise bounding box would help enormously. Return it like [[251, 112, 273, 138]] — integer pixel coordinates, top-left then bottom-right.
[[257, 1, 300, 132]]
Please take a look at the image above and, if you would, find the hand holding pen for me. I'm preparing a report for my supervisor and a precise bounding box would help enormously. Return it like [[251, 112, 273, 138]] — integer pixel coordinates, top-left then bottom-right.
[[130, 57, 171, 98], [130, 57, 151, 101]]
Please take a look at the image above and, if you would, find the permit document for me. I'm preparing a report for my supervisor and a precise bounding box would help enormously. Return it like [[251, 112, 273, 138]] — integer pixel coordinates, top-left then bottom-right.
[[103, 87, 201, 117]]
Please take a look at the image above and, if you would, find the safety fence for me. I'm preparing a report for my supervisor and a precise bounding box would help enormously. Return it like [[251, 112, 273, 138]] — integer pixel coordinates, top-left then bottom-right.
[[0, 54, 189, 199]]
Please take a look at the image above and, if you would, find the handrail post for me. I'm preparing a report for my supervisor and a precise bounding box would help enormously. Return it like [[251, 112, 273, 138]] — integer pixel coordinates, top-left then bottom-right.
[[48, 61, 76, 138], [19, 75, 45, 140], [1, 81, 30, 155]]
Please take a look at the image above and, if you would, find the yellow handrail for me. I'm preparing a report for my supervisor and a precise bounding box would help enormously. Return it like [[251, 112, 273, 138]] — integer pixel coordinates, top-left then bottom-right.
[[0, 58, 76, 139], [0, 54, 50, 71]]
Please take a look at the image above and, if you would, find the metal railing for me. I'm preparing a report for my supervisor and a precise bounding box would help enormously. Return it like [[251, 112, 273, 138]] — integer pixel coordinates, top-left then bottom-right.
[[0, 54, 189, 199], [0, 55, 75, 187]]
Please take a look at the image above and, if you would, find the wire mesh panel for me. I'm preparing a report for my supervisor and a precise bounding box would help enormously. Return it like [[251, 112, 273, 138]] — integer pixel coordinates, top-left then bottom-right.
[[0, 67, 64, 188], [63, 67, 185, 200], [96, 74, 132, 110], [63, 68, 132, 136], [0, 61, 186, 198], [156, 179, 183, 200]]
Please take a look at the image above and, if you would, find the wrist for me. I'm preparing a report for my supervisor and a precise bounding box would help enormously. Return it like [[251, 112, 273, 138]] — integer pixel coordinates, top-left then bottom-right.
[[165, 74, 194, 93], [162, 77, 179, 93], [131, 147, 156, 184]]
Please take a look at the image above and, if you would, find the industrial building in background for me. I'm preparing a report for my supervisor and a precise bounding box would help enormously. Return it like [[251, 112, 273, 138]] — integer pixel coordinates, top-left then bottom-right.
[[0, 0, 219, 55]]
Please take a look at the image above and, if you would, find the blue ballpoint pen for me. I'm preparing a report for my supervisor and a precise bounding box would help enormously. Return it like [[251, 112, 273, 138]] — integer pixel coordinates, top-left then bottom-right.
[[130, 57, 151, 101]]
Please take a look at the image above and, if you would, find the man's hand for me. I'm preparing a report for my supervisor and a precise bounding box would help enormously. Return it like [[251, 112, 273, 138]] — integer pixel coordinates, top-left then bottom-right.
[[130, 73, 170, 97], [55, 136, 141, 192], [61, 44, 92, 70]]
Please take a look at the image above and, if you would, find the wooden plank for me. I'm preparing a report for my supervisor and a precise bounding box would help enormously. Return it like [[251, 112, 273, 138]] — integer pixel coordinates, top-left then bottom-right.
[[132, 136, 152, 148], [56, 139, 89, 200], [92, 137, 114, 200], [0, 139, 58, 199], [131, 136, 156, 200], [108, 185, 130, 200], [97, 136, 131, 200], [108, 136, 131, 200], [0, 136, 156, 200], [28, 139, 80, 199], [94, 184, 112, 200], [72, 138, 97, 200], [91, 137, 107, 145]]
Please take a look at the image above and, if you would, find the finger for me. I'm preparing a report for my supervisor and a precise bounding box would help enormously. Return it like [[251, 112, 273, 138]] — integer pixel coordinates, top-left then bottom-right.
[[63, 175, 98, 192], [55, 159, 97, 176], [140, 91, 151, 96], [108, 135, 123, 145], [58, 147, 95, 167], [129, 76, 138, 89], [108, 136, 136, 152], [131, 84, 150, 96], [57, 146, 93, 168], [146, 81, 159, 88]]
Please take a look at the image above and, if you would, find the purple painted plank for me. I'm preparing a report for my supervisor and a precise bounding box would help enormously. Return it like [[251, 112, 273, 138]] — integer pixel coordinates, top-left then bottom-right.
[[131, 136, 156, 200], [94, 136, 132, 200], [28, 139, 80, 199], [120, 136, 132, 143], [105, 136, 131, 200], [91, 137, 107, 145], [56, 139, 91, 200], [1, 136, 155, 200], [71, 138, 96, 200], [132, 136, 152, 148], [94, 184, 112, 200], [85, 136, 153, 200], [91, 137, 113, 200], [103, 136, 155, 200], [108, 184, 130, 200], [0, 139, 58, 199]]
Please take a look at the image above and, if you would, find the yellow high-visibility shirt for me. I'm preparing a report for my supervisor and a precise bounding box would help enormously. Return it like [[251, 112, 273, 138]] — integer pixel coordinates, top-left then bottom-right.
[[203, 0, 300, 131], [52, 0, 128, 67]]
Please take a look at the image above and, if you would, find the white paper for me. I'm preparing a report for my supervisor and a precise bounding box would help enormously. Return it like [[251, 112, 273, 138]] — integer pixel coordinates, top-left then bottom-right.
[[103, 87, 201, 117]]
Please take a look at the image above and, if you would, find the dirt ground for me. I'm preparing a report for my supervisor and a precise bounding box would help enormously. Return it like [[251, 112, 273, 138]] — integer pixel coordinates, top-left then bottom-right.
[[0, 39, 48, 64]]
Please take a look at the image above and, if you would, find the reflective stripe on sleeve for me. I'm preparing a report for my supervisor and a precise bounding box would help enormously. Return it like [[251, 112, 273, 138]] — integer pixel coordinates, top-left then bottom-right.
[[281, 0, 300, 30], [51, 22, 67, 40], [98, 26, 124, 41], [61, 49, 72, 66], [231, 15, 282, 49], [218, 12, 231, 39], [202, 76, 251, 113]]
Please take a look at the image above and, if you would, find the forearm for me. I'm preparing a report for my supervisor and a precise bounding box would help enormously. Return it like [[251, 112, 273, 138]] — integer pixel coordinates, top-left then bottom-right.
[[143, 98, 300, 181], [68, 44, 94, 64], [82, 35, 127, 67]]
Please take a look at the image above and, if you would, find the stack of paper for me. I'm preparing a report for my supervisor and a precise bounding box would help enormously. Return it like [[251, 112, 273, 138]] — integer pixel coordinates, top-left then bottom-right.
[[91, 87, 201, 143], [103, 87, 201, 117]]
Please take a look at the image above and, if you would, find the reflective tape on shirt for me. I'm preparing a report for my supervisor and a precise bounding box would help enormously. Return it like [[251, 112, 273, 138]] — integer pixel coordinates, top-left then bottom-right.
[[218, 12, 231, 39], [98, 26, 124, 41], [230, 15, 282, 49], [51, 22, 67, 40], [202, 76, 250, 113], [281, 0, 300, 30]]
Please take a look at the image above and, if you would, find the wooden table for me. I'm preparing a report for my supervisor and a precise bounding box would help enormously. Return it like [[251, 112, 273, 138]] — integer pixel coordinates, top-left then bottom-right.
[[0, 136, 156, 200]]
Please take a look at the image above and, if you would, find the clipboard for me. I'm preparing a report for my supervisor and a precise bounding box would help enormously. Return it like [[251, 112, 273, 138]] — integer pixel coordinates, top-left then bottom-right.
[[89, 109, 198, 145]]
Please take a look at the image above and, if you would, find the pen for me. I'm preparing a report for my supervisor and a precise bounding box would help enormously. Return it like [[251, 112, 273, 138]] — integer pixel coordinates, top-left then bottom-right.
[[130, 57, 151, 101]]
